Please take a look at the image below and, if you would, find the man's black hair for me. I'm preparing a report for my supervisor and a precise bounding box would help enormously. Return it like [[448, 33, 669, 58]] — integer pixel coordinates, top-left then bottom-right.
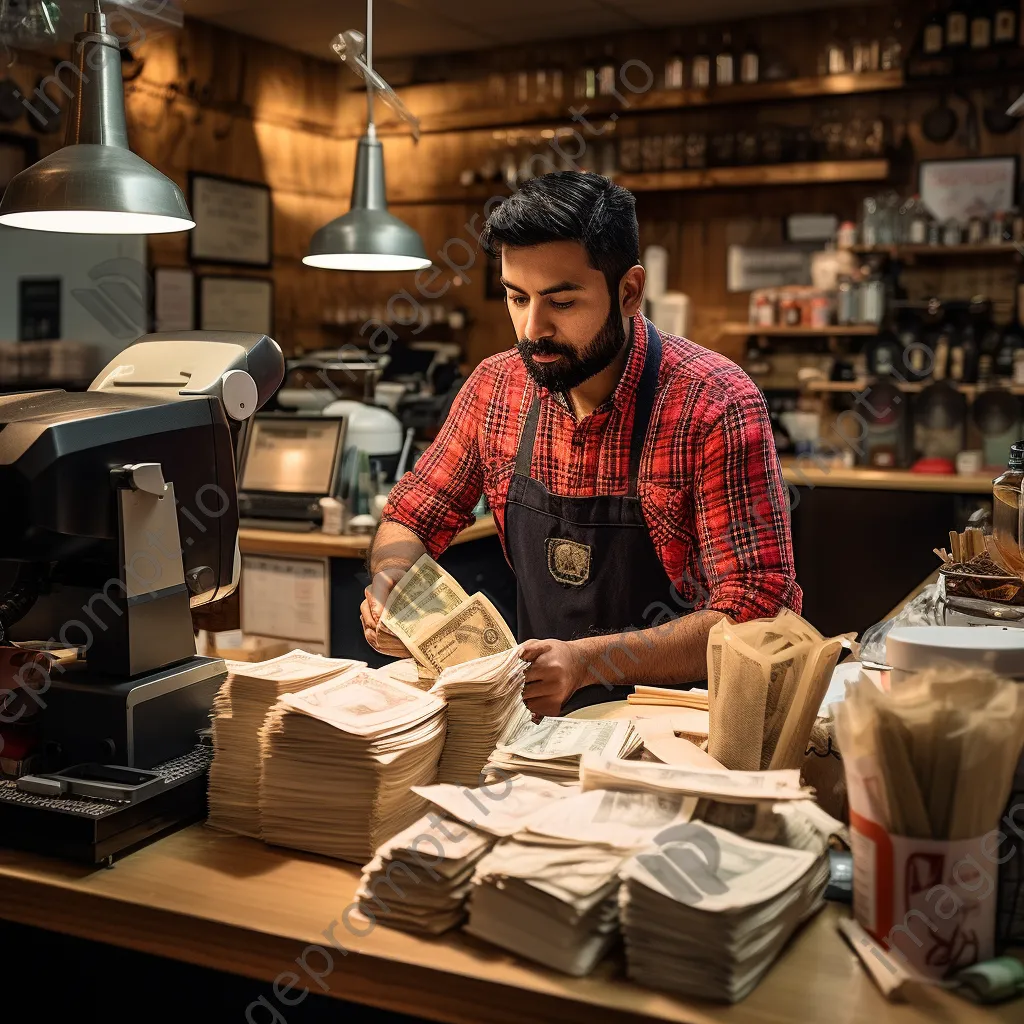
[[479, 171, 640, 297]]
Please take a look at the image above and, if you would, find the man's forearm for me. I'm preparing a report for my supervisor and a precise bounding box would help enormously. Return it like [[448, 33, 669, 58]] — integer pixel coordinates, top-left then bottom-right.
[[574, 609, 725, 690], [368, 520, 427, 579]]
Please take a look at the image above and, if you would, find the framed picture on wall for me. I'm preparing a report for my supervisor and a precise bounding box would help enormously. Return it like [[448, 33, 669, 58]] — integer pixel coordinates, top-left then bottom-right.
[[198, 275, 274, 336], [189, 172, 273, 268], [919, 157, 1019, 225]]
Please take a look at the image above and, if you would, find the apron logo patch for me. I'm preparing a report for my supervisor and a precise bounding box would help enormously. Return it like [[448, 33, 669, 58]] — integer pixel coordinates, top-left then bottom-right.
[[546, 537, 592, 587]]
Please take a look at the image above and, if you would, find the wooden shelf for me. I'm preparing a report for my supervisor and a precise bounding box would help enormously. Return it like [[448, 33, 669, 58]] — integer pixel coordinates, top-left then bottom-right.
[[373, 70, 904, 136], [720, 323, 879, 337], [850, 243, 1023, 258], [802, 378, 1024, 398], [617, 160, 889, 194]]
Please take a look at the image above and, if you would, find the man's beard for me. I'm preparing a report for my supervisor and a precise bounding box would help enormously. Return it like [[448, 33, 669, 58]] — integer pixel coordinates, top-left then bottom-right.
[[516, 310, 628, 392]]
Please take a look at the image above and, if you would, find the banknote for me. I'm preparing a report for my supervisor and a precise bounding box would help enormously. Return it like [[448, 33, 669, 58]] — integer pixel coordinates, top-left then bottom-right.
[[380, 554, 468, 641], [408, 592, 516, 674], [382, 578, 468, 644]]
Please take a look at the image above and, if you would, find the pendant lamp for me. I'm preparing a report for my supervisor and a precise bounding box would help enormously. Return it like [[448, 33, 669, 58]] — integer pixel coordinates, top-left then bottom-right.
[[0, 2, 194, 235], [303, 0, 430, 272]]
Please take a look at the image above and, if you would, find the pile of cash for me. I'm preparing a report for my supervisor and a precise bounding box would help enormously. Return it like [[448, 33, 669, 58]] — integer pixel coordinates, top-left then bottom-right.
[[618, 822, 829, 1002], [428, 647, 532, 785], [207, 651, 362, 837], [258, 666, 446, 863], [465, 839, 628, 977], [355, 813, 494, 935], [485, 717, 642, 783], [380, 554, 517, 675]]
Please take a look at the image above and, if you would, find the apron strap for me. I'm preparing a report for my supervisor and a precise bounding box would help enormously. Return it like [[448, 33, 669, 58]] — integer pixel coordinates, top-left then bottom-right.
[[627, 319, 663, 494], [513, 317, 663, 489], [514, 392, 542, 477]]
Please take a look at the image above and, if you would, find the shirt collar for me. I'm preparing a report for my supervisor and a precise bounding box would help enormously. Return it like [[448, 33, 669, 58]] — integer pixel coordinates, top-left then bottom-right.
[[543, 315, 649, 416]]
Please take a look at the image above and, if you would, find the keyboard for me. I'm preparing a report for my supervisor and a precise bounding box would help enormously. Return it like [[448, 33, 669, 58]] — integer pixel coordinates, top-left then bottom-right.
[[239, 517, 318, 533]]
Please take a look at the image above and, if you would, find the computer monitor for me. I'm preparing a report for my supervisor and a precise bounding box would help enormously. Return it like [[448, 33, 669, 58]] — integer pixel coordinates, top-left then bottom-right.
[[240, 415, 345, 498]]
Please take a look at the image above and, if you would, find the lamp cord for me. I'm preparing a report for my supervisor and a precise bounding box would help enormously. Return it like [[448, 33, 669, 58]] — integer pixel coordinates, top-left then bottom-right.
[[365, 0, 375, 132]]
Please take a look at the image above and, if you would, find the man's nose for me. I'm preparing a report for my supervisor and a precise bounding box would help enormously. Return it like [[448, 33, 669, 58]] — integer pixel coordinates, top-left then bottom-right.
[[524, 301, 555, 341]]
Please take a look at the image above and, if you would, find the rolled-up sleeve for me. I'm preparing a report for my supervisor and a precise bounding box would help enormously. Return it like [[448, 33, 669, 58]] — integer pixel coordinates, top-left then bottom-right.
[[693, 385, 802, 621], [381, 366, 487, 558]]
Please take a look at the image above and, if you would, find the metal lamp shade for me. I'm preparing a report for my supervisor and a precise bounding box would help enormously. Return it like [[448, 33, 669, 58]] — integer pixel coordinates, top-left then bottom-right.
[[304, 134, 430, 271], [0, 13, 193, 235]]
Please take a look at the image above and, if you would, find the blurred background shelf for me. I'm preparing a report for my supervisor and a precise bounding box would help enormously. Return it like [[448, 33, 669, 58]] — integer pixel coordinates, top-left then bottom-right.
[[617, 160, 890, 194], [719, 323, 880, 337]]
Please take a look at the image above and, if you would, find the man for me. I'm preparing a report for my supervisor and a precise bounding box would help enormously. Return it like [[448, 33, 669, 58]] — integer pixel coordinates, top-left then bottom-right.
[[361, 171, 800, 717]]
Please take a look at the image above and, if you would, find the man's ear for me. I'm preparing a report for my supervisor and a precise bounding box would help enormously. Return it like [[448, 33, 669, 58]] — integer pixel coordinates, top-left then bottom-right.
[[619, 265, 646, 318]]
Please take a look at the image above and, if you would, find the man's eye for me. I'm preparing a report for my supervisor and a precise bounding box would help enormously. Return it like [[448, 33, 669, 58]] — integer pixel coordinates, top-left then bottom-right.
[[508, 294, 528, 306], [551, 300, 574, 310]]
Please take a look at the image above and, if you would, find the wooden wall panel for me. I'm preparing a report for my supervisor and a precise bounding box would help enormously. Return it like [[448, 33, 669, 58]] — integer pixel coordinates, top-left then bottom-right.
[[3, 7, 1023, 371]]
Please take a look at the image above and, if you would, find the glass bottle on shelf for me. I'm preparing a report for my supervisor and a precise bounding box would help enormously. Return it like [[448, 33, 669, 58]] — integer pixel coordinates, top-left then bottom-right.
[[991, 442, 1024, 575], [996, 284, 1024, 379], [923, 3, 945, 53], [534, 49, 550, 104], [946, 0, 969, 50], [598, 42, 617, 96], [739, 38, 759, 83], [824, 19, 849, 74], [881, 14, 904, 69], [692, 32, 712, 88], [994, 0, 1018, 44], [665, 31, 685, 89], [971, 0, 994, 49], [515, 65, 531, 105], [576, 50, 598, 100], [896, 306, 931, 380], [715, 31, 735, 85]]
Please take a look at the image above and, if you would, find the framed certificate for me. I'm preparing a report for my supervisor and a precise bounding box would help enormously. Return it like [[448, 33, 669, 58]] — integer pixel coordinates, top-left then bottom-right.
[[188, 172, 273, 267], [919, 157, 1019, 225], [198, 275, 274, 335]]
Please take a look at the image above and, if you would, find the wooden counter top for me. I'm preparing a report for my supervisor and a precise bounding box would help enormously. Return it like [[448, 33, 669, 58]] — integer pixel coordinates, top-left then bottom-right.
[[0, 824, 1013, 1024], [781, 461, 994, 495], [239, 513, 497, 559]]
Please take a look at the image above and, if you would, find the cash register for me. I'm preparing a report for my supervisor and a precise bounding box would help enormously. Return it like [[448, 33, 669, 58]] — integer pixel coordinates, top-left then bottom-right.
[[0, 331, 284, 861]]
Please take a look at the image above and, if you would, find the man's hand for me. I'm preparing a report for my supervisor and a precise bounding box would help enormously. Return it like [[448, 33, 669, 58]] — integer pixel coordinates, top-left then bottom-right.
[[520, 638, 588, 719], [360, 568, 410, 656]]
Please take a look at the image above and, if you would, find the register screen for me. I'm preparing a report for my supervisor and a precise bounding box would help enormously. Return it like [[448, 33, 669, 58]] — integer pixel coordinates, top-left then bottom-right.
[[241, 418, 342, 494]]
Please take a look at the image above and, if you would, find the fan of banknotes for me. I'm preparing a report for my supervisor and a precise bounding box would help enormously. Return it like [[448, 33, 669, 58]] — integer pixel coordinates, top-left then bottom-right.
[[618, 820, 831, 1002], [258, 665, 447, 863], [484, 716, 643, 783], [355, 813, 494, 935], [379, 554, 517, 675], [207, 651, 364, 837]]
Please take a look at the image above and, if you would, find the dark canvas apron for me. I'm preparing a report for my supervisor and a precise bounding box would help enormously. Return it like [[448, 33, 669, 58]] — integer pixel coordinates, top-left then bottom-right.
[[505, 318, 678, 712]]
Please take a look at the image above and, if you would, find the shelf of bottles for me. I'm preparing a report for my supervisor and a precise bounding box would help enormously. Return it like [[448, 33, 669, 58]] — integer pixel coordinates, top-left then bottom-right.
[[721, 323, 880, 337]]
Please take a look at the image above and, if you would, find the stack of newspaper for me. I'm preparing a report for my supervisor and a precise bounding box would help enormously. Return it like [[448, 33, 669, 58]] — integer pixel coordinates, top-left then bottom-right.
[[259, 666, 446, 863], [380, 554, 517, 675], [429, 647, 531, 785], [465, 839, 628, 976], [355, 813, 493, 935], [207, 651, 362, 837], [485, 717, 642, 783], [619, 821, 830, 1002]]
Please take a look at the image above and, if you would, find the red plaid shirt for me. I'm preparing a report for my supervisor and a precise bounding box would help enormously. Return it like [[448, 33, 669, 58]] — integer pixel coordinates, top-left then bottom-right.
[[383, 316, 801, 621]]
